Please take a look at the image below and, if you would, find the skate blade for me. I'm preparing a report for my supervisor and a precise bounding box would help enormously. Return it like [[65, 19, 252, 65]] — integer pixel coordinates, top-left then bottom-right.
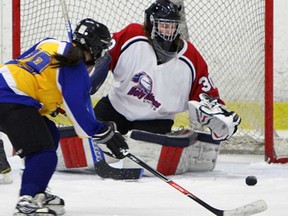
[[46, 205, 65, 215]]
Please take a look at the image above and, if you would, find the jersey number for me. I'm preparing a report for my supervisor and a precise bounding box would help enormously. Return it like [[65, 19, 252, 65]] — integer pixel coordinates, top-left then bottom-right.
[[20, 49, 51, 74], [198, 75, 216, 92]]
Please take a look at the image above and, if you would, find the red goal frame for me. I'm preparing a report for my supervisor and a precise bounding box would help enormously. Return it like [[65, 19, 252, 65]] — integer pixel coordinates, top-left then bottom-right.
[[12, 0, 280, 163]]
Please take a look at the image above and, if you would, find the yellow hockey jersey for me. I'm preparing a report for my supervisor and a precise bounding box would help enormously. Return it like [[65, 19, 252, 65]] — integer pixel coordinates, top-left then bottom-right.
[[0, 38, 103, 137]]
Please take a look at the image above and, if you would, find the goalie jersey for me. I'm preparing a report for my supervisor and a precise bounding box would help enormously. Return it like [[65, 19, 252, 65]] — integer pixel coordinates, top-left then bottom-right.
[[0, 38, 103, 137], [108, 23, 222, 121]]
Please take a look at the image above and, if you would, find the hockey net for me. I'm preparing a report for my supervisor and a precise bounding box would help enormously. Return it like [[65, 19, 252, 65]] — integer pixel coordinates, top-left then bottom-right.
[[12, 0, 288, 162]]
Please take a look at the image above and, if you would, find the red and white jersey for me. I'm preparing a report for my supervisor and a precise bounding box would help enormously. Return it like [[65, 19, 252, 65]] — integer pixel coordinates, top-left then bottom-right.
[[108, 23, 221, 121]]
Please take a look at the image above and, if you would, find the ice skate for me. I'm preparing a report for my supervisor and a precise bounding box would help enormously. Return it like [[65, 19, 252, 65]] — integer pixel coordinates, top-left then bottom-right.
[[36, 192, 65, 215], [14, 195, 56, 216]]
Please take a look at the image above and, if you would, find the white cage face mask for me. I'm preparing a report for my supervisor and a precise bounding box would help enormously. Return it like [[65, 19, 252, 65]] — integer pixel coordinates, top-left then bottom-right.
[[151, 17, 181, 41]]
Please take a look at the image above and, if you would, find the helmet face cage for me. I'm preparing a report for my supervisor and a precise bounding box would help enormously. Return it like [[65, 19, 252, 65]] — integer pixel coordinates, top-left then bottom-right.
[[150, 17, 181, 41], [144, 0, 182, 63], [73, 18, 111, 62], [145, 0, 181, 42]]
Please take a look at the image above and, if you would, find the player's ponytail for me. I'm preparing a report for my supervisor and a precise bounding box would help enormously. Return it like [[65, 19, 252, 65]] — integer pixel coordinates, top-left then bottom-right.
[[51, 45, 84, 68]]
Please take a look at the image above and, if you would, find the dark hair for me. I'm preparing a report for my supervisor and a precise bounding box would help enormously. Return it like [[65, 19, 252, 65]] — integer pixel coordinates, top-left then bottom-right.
[[51, 45, 85, 68]]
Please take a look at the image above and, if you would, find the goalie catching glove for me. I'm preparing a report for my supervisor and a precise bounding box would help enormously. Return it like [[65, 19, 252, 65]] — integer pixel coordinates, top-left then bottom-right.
[[188, 93, 241, 141], [93, 122, 128, 159]]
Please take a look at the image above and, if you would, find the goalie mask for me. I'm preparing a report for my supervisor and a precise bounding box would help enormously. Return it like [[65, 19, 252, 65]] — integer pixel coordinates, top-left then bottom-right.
[[73, 18, 111, 63], [144, 0, 182, 63]]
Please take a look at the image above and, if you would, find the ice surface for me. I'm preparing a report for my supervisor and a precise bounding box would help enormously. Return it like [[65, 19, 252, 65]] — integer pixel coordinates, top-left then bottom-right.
[[1, 153, 288, 216]]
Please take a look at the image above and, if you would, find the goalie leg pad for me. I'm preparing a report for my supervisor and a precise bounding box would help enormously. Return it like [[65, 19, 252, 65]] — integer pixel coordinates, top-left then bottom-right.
[[57, 127, 91, 171], [178, 132, 220, 173], [157, 146, 184, 175], [0, 172, 13, 184], [0, 139, 13, 184], [59, 137, 88, 169], [58, 126, 113, 172], [0, 139, 11, 173], [125, 129, 198, 175], [122, 135, 162, 176], [125, 130, 221, 175]]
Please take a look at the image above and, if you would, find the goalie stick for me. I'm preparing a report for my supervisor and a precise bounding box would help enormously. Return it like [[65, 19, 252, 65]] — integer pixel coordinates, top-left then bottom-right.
[[130, 129, 220, 147], [123, 150, 267, 216], [130, 129, 197, 147]]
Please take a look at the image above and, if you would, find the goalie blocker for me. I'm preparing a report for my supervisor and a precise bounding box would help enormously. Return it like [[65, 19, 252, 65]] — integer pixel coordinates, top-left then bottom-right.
[[56, 126, 221, 176]]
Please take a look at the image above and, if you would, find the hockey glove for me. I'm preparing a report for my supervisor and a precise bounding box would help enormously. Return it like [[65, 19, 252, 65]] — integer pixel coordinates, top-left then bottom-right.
[[93, 122, 128, 159], [188, 93, 241, 141]]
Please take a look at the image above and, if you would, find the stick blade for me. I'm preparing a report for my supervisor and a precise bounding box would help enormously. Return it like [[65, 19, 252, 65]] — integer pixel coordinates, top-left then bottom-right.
[[95, 160, 144, 180], [223, 200, 267, 216]]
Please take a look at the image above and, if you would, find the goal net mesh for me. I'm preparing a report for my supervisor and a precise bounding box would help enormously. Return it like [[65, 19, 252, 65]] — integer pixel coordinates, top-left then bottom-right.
[[18, 0, 273, 155]]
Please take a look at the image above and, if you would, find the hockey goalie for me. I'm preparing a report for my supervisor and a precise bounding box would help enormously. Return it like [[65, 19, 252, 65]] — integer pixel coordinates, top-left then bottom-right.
[[56, 0, 241, 177], [56, 92, 240, 177], [121, 93, 241, 176]]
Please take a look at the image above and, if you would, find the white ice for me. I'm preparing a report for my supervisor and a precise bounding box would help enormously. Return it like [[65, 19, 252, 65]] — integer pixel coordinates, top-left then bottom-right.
[[1, 152, 288, 216]]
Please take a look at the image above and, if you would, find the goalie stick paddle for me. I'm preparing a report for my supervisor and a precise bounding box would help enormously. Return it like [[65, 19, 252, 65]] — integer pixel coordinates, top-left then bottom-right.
[[88, 138, 143, 180], [130, 129, 198, 147], [123, 150, 267, 216]]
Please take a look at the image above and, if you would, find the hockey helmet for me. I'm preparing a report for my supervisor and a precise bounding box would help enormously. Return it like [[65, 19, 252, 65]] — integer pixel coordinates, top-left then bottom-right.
[[144, 0, 182, 63], [144, 0, 181, 42], [73, 18, 111, 62]]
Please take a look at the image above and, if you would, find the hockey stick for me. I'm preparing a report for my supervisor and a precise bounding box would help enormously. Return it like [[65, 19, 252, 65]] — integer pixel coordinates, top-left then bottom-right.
[[60, 0, 73, 42], [130, 129, 221, 147], [59, 126, 143, 180], [123, 150, 267, 216], [130, 129, 197, 147], [88, 138, 143, 180], [59, 1, 143, 180]]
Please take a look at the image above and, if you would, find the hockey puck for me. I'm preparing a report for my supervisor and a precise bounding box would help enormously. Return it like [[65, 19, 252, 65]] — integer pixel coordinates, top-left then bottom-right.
[[245, 176, 257, 186]]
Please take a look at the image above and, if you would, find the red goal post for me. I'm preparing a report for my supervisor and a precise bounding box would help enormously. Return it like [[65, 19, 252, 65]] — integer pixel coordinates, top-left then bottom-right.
[[12, 0, 286, 163]]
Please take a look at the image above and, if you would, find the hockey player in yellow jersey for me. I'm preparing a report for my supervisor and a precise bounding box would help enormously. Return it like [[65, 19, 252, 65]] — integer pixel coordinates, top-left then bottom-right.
[[0, 18, 129, 216]]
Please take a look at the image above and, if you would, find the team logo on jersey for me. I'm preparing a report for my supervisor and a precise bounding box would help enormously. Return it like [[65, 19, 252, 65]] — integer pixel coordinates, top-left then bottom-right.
[[127, 72, 161, 110], [131, 72, 152, 93]]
